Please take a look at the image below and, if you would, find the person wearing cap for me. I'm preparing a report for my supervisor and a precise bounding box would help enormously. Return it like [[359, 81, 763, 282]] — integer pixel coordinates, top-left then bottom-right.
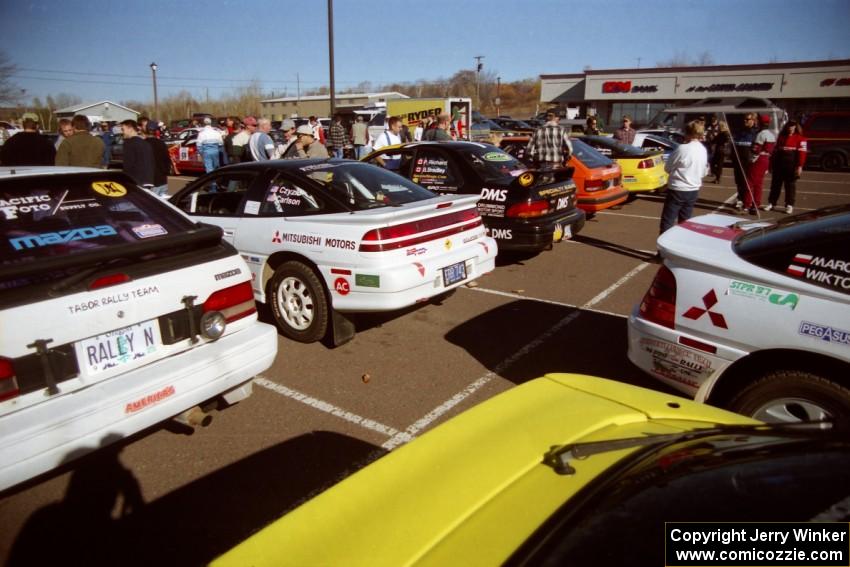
[[278, 118, 299, 159], [294, 124, 329, 159], [196, 116, 224, 172], [743, 114, 776, 215], [525, 110, 572, 169], [144, 120, 171, 196], [731, 112, 758, 212], [613, 115, 636, 145]]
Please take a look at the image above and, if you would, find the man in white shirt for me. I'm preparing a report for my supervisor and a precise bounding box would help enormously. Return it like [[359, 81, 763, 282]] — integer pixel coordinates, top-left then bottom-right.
[[196, 117, 224, 173], [660, 120, 709, 234], [249, 118, 277, 161], [371, 116, 403, 170]]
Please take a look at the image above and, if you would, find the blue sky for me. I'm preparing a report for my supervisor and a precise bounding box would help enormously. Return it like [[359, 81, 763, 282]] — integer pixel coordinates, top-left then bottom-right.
[[2, 0, 849, 105]]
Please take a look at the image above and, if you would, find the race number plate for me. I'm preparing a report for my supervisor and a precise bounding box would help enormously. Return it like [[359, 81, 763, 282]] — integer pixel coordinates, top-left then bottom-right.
[[442, 261, 467, 287], [80, 319, 161, 375]]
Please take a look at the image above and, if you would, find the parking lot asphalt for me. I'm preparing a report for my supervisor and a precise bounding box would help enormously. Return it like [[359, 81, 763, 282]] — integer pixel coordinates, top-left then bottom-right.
[[2, 169, 848, 565]]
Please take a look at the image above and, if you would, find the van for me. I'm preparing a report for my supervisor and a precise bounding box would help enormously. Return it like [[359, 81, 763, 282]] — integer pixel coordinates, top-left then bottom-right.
[[800, 111, 850, 171], [650, 97, 787, 137]]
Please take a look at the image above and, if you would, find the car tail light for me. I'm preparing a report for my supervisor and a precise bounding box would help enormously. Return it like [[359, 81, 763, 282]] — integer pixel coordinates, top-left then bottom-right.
[[506, 200, 550, 218], [637, 158, 655, 169], [359, 208, 481, 252], [89, 273, 132, 290], [203, 281, 256, 323], [584, 178, 604, 192], [639, 265, 677, 329], [0, 358, 19, 402]]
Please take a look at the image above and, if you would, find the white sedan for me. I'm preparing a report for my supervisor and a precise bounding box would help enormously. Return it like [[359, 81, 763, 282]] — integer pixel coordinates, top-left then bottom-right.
[[628, 206, 850, 424], [171, 159, 497, 344]]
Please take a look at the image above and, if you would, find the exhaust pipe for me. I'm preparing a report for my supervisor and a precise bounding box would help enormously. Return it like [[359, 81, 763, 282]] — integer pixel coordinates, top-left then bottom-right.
[[173, 406, 213, 428]]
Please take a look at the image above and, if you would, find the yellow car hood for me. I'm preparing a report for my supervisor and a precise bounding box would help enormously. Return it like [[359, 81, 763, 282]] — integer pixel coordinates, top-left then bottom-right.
[[213, 374, 755, 567]]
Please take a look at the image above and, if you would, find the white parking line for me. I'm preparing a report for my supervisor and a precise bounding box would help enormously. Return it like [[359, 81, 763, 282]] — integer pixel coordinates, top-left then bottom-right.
[[381, 262, 651, 451], [254, 376, 401, 439], [463, 286, 627, 319]]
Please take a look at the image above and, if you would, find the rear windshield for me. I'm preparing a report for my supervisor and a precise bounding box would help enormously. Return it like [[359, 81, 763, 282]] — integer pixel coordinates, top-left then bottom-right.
[[581, 136, 653, 158], [571, 139, 614, 168], [460, 145, 526, 180], [1, 174, 194, 269], [299, 162, 437, 209]]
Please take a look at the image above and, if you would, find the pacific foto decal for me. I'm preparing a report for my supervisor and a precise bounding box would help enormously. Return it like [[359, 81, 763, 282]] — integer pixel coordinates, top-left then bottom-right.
[[798, 321, 850, 346], [91, 181, 127, 197], [0, 194, 52, 220], [10, 224, 117, 250], [682, 290, 728, 329], [728, 280, 799, 310]]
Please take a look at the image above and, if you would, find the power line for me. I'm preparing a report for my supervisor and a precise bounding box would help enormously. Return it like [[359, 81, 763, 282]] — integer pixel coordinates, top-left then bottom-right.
[[17, 67, 355, 85]]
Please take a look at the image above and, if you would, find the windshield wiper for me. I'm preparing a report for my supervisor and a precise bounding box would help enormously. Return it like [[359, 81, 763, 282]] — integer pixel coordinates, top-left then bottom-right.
[[543, 421, 831, 476]]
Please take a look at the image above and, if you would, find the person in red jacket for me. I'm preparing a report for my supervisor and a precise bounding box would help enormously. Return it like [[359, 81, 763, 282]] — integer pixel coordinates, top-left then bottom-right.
[[765, 120, 807, 215], [744, 114, 776, 214]]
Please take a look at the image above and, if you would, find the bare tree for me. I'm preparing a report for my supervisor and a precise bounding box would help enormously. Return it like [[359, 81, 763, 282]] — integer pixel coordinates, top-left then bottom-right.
[[658, 51, 716, 67], [0, 51, 24, 106]]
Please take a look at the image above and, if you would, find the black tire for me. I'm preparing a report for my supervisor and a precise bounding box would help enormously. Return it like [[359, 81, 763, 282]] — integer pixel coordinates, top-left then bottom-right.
[[821, 152, 845, 172], [268, 261, 329, 343], [727, 369, 850, 426]]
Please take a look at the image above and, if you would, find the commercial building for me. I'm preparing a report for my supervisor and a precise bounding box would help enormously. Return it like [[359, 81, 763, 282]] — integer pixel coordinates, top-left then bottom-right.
[[540, 59, 850, 126], [54, 101, 139, 124], [260, 92, 409, 120]]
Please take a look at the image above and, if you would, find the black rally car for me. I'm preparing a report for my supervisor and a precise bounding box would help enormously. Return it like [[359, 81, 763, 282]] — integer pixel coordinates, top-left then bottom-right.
[[363, 141, 584, 252]]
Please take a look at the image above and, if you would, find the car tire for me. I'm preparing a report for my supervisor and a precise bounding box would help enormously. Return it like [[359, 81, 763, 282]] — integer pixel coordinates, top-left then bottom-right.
[[269, 261, 329, 343], [727, 369, 850, 426], [820, 152, 845, 172]]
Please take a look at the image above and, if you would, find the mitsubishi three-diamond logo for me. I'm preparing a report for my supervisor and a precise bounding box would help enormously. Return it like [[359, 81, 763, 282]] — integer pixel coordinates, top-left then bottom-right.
[[682, 290, 728, 329]]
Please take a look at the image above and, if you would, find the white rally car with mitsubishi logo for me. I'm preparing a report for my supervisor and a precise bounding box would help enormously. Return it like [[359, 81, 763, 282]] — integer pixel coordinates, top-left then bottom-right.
[[628, 205, 850, 425], [170, 159, 497, 344]]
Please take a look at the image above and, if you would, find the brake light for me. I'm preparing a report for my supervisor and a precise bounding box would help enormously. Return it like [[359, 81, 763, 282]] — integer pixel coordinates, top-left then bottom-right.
[[89, 273, 131, 290], [637, 158, 655, 169], [584, 178, 604, 192], [0, 358, 19, 402], [506, 200, 550, 218], [639, 265, 677, 329], [359, 208, 481, 252], [204, 280, 256, 322]]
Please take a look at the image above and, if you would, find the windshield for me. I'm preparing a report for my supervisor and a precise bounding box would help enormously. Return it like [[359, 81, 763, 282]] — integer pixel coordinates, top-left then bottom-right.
[[571, 139, 614, 168], [581, 136, 656, 158], [460, 146, 526, 180], [298, 162, 437, 209]]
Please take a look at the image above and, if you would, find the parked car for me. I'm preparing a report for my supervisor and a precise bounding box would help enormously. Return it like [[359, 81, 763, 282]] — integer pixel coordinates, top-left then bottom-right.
[[499, 136, 628, 214], [631, 132, 680, 161], [0, 166, 278, 492], [649, 97, 787, 138], [800, 111, 850, 171], [167, 128, 205, 173], [628, 205, 850, 424], [169, 159, 497, 344], [489, 117, 534, 132], [212, 373, 850, 567], [363, 141, 585, 252], [637, 128, 686, 144], [578, 135, 668, 195]]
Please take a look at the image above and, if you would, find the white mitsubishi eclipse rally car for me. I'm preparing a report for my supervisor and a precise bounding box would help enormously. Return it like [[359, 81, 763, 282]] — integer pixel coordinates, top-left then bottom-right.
[[170, 159, 498, 344], [628, 205, 850, 425], [0, 167, 278, 492]]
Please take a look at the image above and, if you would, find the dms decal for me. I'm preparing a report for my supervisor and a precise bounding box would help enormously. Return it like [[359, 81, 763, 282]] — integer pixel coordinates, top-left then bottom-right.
[[556, 196, 571, 210], [798, 321, 850, 347], [10, 224, 117, 250], [487, 228, 513, 240], [480, 188, 508, 202]]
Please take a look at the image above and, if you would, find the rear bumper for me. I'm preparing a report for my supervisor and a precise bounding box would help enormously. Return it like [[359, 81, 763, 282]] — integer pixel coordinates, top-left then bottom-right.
[[0, 321, 278, 493], [622, 172, 668, 192], [487, 208, 586, 252], [578, 188, 629, 212]]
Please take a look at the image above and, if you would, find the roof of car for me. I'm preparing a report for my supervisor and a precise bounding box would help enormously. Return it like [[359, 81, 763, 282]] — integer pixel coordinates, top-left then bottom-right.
[[0, 166, 105, 179]]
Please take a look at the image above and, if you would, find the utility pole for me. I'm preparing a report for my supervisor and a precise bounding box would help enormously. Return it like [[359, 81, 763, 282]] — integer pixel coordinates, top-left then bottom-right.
[[327, 0, 336, 118], [495, 76, 501, 116], [149, 63, 158, 119], [474, 55, 484, 110], [636, 57, 642, 69]]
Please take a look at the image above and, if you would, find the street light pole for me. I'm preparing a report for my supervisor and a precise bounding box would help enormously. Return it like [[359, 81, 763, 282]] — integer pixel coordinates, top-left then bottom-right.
[[474, 55, 484, 110], [327, 0, 335, 118], [150, 62, 159, 119]]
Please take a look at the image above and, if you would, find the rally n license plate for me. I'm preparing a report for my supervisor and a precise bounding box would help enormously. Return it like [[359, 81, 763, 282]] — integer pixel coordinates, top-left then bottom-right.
[[80, 319, 161, 375], [442, 261, 467, 287]]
